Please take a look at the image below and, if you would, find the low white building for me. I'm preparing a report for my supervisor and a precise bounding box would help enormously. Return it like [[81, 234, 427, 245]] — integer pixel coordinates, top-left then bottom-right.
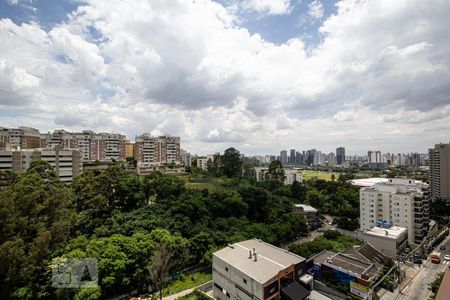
[[213, 239, 307, 300], [361, 226, 408, 258], [285, 169, 303, 184], [255, 167, 303, 185]]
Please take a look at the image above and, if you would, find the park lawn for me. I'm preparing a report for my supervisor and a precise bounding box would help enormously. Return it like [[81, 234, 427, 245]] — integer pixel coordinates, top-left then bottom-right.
[[302, 171, 338, 181], [163, 272, 212, 296]]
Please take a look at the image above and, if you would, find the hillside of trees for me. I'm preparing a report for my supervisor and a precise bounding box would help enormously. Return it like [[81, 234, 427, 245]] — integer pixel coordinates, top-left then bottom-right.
[[0, 148, 360, 299]]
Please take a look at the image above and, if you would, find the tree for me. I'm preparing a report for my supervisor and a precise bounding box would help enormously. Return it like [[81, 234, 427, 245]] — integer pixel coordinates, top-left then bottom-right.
[[148, 244, 173, 300], [221, 148, 242, 178], [291, 181, 307, 201], [267, 160, 285, 183]]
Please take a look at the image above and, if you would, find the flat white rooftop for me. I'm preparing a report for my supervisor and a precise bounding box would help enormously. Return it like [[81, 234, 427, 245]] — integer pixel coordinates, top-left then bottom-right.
[[350, 178, 388, 187], [213, 239, 305, 284], [364, 226, 407, 239]]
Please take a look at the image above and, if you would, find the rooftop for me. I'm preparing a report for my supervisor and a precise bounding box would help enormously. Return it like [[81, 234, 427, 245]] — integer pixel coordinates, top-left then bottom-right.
[[364, 226, 408, 239], [213, 239, 305, 284], [312, 244, 384, 280], [294, 204, 318, 213], [350, 178, 388, 187]]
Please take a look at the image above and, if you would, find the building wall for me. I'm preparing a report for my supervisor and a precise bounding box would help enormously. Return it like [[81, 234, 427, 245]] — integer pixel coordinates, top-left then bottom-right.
[[360, 179, 429, 245], [0, 148, 82, 182], [135, 135, 181, 164], [429, 144, 450, 202], [361, 233, 407, 258], [212, 256, 263, 300], [125, 141, 134, 158]]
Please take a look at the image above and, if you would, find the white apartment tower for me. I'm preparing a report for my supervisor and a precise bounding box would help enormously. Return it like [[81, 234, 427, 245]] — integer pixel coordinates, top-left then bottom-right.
[[360, 178, 429, 245]]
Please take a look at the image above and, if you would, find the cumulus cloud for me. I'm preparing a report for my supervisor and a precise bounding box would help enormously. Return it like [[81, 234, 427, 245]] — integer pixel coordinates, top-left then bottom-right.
[[308, 0, 324, 20], [239, 0, 293, 16], [0, 0, 449, 154]]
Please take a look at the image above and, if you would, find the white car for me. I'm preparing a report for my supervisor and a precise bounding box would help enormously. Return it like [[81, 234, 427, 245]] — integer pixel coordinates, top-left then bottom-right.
[[443, 254, 450, 261]]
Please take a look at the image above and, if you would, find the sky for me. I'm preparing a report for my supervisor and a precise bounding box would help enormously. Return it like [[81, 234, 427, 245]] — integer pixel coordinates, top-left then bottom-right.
[[0, 0, 449, 156]]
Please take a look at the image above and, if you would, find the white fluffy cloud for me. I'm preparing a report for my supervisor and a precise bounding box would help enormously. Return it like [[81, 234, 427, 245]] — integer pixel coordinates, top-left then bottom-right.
[[1, 0, 449, 155], [308, 0, 324, 20], [239, 0, 293, 16]]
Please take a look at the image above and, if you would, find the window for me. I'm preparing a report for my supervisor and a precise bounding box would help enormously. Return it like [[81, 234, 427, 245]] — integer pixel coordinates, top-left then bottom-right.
[[225, 267, 228, 272], [243, 278, 247, 284]]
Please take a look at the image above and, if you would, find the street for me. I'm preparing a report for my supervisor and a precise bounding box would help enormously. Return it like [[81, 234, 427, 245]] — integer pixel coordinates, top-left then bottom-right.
[[396, 259, 448, 300], [395, 234, 450, 300]]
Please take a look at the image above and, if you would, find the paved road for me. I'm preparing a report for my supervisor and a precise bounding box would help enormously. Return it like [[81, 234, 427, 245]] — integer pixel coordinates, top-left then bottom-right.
[[396, 234, 450, 300], [396, 259, 448, 300]]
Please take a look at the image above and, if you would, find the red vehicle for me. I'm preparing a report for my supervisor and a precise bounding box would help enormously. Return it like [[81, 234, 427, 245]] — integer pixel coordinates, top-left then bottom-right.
[[431, 252, 441, 264]]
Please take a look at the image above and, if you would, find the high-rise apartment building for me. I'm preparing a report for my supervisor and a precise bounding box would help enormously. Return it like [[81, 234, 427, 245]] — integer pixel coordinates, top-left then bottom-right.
[[134, 134, 181, 164], [42, 130, 126, 162], [429, 144, 450, 202], [336, 147, 345, 164], [326, 152, 336, 166], [280, 150, 288, 164], [181, 149, 192, 167], [290, 149, 296, 164], [125, 140, 134, 158], [360, 178, 429, 245], [0, 126, 41, 150]]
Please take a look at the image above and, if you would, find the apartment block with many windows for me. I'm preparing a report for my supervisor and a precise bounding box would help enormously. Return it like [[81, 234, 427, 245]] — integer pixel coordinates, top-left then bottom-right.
[[429, 143, 450, 203], [134, 134, 181, 164], [0, 147, 82, 182], [0, 126, 41, 150], [41, 130, 126, 162], [360, 178, 429, 245]]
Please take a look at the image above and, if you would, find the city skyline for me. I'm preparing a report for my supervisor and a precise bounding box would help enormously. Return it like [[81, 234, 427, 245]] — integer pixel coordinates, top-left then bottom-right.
[[1, 1, 449, 155], [0, 125, 437, 157]]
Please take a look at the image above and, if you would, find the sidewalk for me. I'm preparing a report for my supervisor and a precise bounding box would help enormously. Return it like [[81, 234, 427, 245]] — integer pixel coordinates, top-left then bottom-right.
[[162, 281, 212, 300]]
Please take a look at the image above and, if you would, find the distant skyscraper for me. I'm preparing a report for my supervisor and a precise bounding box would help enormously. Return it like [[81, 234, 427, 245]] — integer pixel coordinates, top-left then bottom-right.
[[280, 150, 288, 164], [290, 149, 296, 164], [429, 144, 450, 202], [336, 147, 345, 164]]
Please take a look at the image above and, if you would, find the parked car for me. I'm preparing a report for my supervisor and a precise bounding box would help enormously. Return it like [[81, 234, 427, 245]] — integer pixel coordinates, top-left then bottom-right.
[[444, 255, 450, 261]]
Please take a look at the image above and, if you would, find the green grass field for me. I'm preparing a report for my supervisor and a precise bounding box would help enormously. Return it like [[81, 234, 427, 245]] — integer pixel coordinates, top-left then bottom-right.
[[302, 171, 338, 181], [163, 272, 212, 296]]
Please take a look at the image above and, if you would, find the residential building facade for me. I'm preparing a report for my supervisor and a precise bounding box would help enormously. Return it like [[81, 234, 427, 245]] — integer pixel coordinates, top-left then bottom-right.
[[134, 134, 181, 164], [41, 130, 126, 161], [359, 178, 429, 245], [429, 143, 450, 202], [0, 126, 41, 150], [0, 147, 82, 182]]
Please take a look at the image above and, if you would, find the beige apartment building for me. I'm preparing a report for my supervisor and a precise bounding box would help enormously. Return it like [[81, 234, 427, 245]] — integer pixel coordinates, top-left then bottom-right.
[[0, 126, 41, 150], [125, 140, 134, 158], [429, 143, 450, 202], [0, 147, 82, 182], [134, 134, 181, 164], [360, 178, 429, 245], [41, 130, 126, 162]]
